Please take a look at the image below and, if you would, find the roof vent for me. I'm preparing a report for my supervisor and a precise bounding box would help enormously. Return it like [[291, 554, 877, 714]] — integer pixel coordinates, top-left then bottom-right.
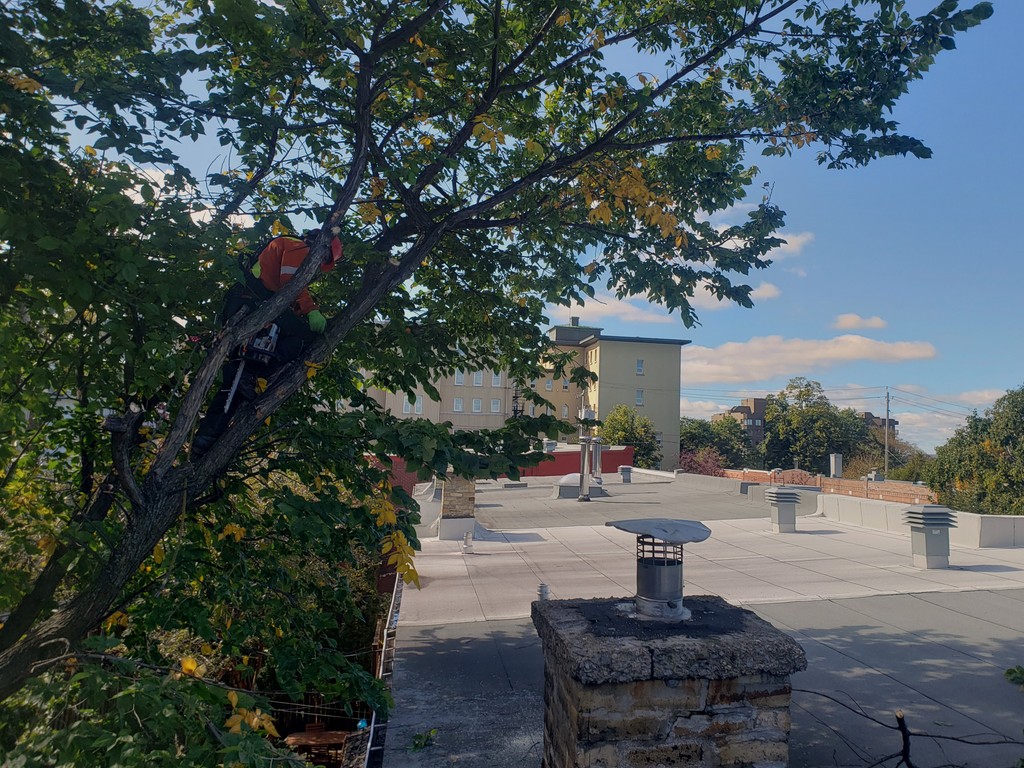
[[606, 518, 710, 620]]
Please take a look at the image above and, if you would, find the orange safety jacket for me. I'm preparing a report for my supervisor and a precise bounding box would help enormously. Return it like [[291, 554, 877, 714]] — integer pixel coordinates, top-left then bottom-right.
[[256, 236, 341, 316]]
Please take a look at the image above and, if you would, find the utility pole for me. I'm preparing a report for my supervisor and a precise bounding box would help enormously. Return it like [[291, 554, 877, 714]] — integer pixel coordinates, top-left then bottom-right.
[[884, 386, 890, 477]]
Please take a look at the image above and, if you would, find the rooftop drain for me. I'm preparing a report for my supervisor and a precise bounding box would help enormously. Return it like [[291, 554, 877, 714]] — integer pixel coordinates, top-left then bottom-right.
[[606, 518, 710, 620]]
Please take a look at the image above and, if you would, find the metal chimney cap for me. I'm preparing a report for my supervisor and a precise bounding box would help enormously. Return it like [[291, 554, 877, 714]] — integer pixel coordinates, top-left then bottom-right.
[[606, 518, 711, 544]]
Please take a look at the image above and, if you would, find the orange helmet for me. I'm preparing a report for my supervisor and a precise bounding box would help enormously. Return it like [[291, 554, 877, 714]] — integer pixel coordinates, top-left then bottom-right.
[[303, 229, 344, 272]]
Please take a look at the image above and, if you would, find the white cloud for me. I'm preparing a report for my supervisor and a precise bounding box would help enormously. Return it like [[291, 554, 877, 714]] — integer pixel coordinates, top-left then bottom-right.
[[685, 280, 780, 312], [768, 231, 814, 260], [679, 398, 730, 420], [954, 389, 1005, 407], [833, 313, 887, 330], [548, 293, 673, 325], [751, 282, 781, 301], [682, 335, 936, 385]]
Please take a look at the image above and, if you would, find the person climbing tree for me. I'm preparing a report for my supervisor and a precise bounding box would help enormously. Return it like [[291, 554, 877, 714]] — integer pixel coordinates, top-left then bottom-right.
[[192, 230, 343, 457]]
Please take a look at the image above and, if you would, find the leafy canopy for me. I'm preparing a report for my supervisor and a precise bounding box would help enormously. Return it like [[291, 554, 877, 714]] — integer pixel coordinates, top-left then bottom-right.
[[762, 378, 869, 474], [680, 416, 755, 469], [601, 404, 662, 468], [0, 0, 993, 760], [927, 385, 1024, 516]]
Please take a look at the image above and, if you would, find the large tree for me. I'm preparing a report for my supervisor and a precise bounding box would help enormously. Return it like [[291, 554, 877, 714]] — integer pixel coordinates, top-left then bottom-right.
[[0, 0, 992, 755], [927, 385, 1024, 515], [762, 378, 869, 474], [600, 404, 662, 468], [679, 416, 755, 469]]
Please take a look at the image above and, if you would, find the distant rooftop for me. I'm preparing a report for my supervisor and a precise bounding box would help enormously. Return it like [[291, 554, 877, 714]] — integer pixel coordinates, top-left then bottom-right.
[[548, 316, 690, 347]]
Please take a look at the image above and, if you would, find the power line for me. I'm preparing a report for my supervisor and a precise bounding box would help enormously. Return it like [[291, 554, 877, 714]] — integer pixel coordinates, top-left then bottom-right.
[[889, 386, 976, 413], [889, 396, 971, 421]]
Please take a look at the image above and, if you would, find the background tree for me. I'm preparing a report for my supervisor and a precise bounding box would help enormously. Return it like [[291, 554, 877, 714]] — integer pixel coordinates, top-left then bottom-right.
[[600, 404, 662, 469], [762, 378, 869, 474], [927, 385, 1024, 515], [0, 0, 993, 759], [678, 447, 727, 477], [679, 416, 755, 469], [843, 426, 934, 481]]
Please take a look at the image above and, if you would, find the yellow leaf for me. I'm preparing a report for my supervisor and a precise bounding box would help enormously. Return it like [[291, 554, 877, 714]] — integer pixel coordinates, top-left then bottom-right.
[[275, 625, 284, 638], [228, 690, 238, 708], [9, 73, 43, 93], [104, 611, 128, 632], [218, 523, 246, 542], [83, 146, 96, 157], [270, 219, 289, 236], [262, 716, 280, 738], [704, 145, 723, 161], [414, 86, 425, 99], [181, 656, 198, 676], [153, 542, 165, 565], [525, 139, 544, 159], [555, 10, 571, 26], [202, 643, 214, 656], [225, 713, 243, 734]]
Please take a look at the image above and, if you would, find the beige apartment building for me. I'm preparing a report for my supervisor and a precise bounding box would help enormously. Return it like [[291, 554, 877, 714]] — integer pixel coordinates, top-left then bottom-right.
[[367, 318, 689, 470], [712, 397, 768, 446]]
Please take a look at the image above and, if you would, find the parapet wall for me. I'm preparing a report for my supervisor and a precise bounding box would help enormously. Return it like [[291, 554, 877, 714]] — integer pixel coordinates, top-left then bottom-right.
[[816, 494, 1024, 548]]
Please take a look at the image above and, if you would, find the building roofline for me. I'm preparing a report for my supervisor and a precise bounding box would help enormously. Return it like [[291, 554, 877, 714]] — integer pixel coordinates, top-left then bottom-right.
[[582, 335, 691, 347]]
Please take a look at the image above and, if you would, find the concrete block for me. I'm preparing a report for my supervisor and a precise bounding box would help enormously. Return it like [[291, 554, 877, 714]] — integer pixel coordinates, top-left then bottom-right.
[[860, 503, 889, 531], [624, 742, 704, 767], [437, 516, 475, 541], [715, 738, 788, 766], [979, 515, 1016, 548]]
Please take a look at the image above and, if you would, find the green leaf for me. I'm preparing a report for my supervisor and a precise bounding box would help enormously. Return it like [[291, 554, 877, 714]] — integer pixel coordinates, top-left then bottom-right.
[[35, 235, 63, 250]]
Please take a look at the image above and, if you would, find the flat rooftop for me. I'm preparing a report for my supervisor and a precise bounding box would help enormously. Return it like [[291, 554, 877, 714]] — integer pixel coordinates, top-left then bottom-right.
[[383, 475, 1024, 767]]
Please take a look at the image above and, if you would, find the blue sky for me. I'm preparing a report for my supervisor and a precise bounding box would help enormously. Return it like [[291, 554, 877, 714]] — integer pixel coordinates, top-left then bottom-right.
[[548, 1, 1023, 452]]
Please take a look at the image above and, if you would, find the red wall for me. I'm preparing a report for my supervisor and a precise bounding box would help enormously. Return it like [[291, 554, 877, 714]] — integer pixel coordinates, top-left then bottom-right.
[[519, 446, 635, 477], [384, 447, 635, 488]]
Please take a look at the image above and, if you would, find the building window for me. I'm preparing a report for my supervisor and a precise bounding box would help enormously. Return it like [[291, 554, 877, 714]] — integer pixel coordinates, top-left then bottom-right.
[[492, 372, 502, 387], [545, 379, 553, 391], [473, 371, 484, 386], [562, 379, 569, 391], [530, 379, 537, 389], [529, 404, 536, 417], [454, 397, 464, 412], [636, 358, 644, 375], [402, 395, 412, 414], [415, 399, 423, 415], [454, 370, 465, 385], [754, 419, 762, 426], [491, 398, 501, 413], [472, 398, 482, 413], [744, 418, 753, 425], [561, 404, 569, 418], [636, 389, 645, 406]]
